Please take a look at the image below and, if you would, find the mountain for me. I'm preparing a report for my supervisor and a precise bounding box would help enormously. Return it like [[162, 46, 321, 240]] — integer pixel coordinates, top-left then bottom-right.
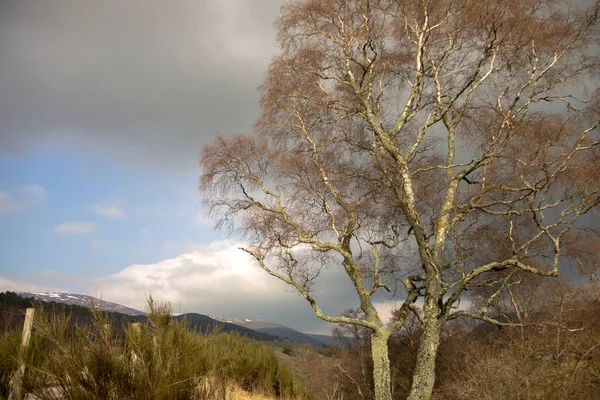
[[257, 326, 326, 347], [6, 292, 276, 341], [176, 313, 277, 341], [211, 317, 283, 330], [16, 292, 146, 316], [212, 316, 340, 347], [9, 292, 340, 346]]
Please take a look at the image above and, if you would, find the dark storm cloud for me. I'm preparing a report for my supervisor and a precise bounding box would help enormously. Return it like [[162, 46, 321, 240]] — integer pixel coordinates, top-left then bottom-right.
[[0, 0, 391, 334], [0, 0, 283, 170]]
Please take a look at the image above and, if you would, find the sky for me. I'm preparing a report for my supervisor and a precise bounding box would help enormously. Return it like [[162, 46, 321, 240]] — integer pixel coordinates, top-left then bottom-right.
[[0, 0, 404, 334]]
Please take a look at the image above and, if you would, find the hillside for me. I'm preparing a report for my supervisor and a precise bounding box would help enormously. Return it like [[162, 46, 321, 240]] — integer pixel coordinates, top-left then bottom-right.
[[16, 291, 146, 316], [0, 292, 276, 341], [256, 326, 326, 347], [5, 291, 339, 346], [174, 313, 277, 341], [212, 316, 342, 347]]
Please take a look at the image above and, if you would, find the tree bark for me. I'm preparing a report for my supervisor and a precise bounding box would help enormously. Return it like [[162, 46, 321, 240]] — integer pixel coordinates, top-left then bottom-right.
[[407, 308, 444, 400], [371, 329, 393, 400]]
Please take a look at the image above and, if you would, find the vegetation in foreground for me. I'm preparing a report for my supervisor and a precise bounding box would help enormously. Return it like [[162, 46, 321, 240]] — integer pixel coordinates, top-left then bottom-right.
[[0, 298, 301, 400], [3, 280, 599, 400], [275, 279, 600, 400]]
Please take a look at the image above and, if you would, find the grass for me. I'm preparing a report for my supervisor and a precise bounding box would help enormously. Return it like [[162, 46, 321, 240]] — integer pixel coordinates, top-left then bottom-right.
[[0, 298, 304, 400]]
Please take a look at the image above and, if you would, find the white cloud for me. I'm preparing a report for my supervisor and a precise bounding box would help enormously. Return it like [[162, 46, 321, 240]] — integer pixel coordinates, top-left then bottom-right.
[[93, 204, 125, 219], [0, 184, 46, 214], [22, 184, 47, 200], [54, 221, 97, 235], [1, 239, 426, 334], [0, 275, 67, 293], [97, 241, 272, 310], [0, 190, 19, 214], [94, 240, 341, 332]]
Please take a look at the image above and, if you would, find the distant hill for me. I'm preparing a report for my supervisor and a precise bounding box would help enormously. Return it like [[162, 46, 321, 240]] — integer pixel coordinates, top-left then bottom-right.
[[0, 291, 142, 332], [5, 291, 343, 346], [212, 317, 283, 331], [16, 292, 146, 316], [174, 313, 278, 341], [257, 326, 326, 347], [212, 316, 344, 347], [1, 292, 276, 342]]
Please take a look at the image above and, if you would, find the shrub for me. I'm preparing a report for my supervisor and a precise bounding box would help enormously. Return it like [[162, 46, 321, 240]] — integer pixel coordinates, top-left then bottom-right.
[[0, 329, 20, 399], [0, 298, 301, 400], [282, 347, 293, 356]]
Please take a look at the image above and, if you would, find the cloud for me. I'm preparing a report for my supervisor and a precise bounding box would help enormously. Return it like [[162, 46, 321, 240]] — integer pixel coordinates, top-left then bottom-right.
[[97, 240, 278, 310], [95, 240, 361, 334], [93, 204, 125, 219], [0, 190, 20, 214], [0, 275, 68, 293], [21, 184, 47, 201], [54, 221, 97, 235], [0, 0, 284, 171], [0, 184, 47, 214], [1, 239, 450, 334]]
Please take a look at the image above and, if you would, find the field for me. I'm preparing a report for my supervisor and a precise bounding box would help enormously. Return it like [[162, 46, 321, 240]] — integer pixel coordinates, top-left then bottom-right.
[[0, 299, 304, 400]]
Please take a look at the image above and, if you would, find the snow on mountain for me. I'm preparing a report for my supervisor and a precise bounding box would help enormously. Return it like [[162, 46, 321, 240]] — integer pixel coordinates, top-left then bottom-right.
[[210, 315, 334, 347], [17, 292, 146, 316]]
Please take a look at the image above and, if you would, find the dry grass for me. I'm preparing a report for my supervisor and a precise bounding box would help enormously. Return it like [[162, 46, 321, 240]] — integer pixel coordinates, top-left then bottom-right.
[[199, 378, 280, 400], [1, 298, 302, 400]]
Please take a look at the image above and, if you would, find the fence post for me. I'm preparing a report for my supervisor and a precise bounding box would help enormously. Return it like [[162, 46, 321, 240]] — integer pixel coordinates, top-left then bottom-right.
[[8, 307, 35, 400]]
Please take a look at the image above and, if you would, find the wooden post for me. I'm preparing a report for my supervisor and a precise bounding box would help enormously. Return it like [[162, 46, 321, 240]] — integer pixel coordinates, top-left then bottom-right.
[[8, 308, 35, 400], [131, 322, 141, 332], [129, 323, 141, 364]]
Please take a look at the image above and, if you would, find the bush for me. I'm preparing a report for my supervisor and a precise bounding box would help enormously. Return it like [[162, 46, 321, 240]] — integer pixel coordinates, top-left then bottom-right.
[[0, 329, 20, 399], [0, 298, 301, 400], [282, 347, 293, 356]]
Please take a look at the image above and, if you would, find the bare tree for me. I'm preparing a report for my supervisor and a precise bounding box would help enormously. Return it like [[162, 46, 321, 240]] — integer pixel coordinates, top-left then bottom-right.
[[200, 1, 600, 399]]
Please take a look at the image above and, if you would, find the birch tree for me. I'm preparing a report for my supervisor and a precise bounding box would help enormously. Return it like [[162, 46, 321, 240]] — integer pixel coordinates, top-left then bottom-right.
[[200, 1, 600, 399]]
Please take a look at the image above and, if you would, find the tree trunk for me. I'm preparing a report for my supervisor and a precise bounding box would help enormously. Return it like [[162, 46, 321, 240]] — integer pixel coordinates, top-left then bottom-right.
[[407, 315, 443, 400], [371, 329, 393, 400]]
